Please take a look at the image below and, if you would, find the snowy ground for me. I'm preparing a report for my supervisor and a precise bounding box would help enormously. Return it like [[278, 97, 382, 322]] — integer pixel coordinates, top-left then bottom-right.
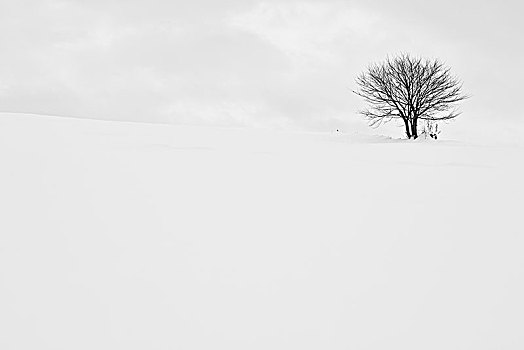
[[1, 113, 523, 349]]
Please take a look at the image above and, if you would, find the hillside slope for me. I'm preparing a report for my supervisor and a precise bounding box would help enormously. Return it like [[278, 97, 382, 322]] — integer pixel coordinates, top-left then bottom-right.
[[1, 113, 523, 349]]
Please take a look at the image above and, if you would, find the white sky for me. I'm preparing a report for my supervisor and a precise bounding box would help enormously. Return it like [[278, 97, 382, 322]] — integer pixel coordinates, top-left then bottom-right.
[[0, 0, 522, 130]]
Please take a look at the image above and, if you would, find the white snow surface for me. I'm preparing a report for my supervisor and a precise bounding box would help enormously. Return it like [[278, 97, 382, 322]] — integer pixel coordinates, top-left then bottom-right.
[[1, 113, 523, 349]]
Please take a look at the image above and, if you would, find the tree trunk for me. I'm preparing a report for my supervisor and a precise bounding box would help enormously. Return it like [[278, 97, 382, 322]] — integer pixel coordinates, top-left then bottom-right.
[[403, 119, 412, 139], [410, 118, 418, 139]]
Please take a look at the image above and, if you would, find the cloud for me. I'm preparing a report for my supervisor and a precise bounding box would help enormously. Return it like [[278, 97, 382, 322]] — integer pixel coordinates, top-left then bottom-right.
[[0, 0, 522, 130], [230, 2, 380, 63]]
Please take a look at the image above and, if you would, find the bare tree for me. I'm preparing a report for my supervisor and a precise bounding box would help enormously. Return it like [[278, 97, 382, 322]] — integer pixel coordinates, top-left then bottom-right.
[[354, 53, 468, 139]]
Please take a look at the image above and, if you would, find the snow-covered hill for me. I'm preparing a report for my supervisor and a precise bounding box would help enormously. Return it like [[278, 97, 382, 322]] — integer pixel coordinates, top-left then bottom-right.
[[1, 113, 523, 349]]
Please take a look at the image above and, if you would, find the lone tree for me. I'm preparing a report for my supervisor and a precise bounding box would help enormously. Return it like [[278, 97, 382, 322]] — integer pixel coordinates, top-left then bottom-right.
[[354, 53, 468, 139]]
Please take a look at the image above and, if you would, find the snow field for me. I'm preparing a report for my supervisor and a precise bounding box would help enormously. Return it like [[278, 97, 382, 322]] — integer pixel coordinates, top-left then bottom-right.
[[1, 113, 523, 349]]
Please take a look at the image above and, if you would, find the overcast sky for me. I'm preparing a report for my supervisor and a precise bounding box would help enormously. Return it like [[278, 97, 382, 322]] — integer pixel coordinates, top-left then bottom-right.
[[0, 0, 522, 130]]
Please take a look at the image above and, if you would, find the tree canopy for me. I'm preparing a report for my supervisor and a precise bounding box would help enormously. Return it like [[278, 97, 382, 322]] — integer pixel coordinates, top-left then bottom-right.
[[354, 54, 468, 139]]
